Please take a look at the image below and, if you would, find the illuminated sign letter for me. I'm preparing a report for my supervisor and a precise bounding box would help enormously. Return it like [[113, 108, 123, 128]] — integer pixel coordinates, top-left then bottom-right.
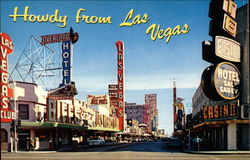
[[61, 41, 71, 85], [223, 14, 237, 37]]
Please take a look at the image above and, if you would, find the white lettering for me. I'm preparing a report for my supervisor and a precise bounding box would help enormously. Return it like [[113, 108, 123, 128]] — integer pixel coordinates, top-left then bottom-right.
[[2, 97, 8, 108], [118, 83, 123, 90], [62, 42, 69, 50], [1, 72, 8, 83], [118, 54, 123, 61], [63, 70, 69, 76], [118, 74, 123, 81], [217, 68, 239, 82], [118, 93, 123, 99], [63, 61, 69, 67], [1, 60, 8, 71], [1, 85, 8, 96], [62, 52, 69, 58], [0, 46, 8, 59]]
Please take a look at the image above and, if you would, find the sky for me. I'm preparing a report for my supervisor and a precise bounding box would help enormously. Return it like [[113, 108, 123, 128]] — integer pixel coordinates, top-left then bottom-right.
[[1, 0, 247, 136]]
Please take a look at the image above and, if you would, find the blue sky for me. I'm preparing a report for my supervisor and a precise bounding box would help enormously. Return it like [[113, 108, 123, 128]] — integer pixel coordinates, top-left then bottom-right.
[[1, 0, 247, 135]]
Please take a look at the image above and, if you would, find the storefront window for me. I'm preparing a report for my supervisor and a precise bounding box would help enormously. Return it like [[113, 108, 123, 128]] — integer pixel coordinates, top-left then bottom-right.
[[19, 104, 29, 119], [0, 129, 8, 142], [51, 112, 54, 119], [36, 131, 49, 141]]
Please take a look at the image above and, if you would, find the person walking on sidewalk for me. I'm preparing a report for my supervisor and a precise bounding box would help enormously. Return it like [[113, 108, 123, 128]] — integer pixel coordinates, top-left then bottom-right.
[[26, 137, 30, 151], [30, 138, 35, 151]]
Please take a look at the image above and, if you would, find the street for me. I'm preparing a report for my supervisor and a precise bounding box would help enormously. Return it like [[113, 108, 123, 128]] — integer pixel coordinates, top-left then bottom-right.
[[2, 142, 250, 160]]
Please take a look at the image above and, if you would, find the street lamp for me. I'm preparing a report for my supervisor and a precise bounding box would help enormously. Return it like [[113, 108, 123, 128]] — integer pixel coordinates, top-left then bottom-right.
[[9, 80, 18, 153]]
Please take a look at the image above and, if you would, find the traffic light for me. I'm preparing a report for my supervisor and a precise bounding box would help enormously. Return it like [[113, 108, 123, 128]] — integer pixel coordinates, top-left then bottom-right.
[[186, 114, 193, 129], [127, 119, 132, 126], [17, 119, 22, 128]]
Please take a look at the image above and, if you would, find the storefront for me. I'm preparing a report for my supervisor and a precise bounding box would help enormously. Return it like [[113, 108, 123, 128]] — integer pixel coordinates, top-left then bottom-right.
[[193, 118, 250, 150], [18, 121, 87, 150]]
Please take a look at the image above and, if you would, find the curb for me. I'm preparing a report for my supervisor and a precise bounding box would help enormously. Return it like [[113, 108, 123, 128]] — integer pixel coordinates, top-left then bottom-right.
[[183, 150, 250, 155], [1, 151, 57, 154]]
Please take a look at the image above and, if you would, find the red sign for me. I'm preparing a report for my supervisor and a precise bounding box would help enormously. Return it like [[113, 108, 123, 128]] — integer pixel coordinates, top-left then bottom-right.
[[203, 101, 238, 120], [48, 95, 73, 100], [87, 95, 108, 105], [0, 33, 14, 122], [40, 33, 70, 45], [116, 41, 125, 131]]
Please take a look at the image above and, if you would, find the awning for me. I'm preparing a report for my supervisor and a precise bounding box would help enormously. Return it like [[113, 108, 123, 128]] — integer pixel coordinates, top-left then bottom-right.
[[20, 122, 87, 130], [88, 126, 120, 132], [193, 119, 250, 129]]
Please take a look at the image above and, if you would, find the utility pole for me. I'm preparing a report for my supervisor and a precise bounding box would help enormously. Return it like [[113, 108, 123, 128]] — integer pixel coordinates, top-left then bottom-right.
[[173, 79, 177, 135]]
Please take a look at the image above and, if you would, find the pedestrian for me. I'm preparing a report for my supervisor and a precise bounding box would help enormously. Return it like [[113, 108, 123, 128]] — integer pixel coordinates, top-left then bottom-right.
[[30, 138, 35, 151], [26, 137, 30, 151], [49, 138, 53, 150], [58, 137, 62, 148]]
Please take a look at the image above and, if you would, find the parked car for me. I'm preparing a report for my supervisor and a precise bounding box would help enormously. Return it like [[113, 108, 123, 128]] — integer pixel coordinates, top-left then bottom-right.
[[131, 137, 139, 142], [87, 137, 105, 146], [162, 137, 169, 143], [167, 137, 184, 149]]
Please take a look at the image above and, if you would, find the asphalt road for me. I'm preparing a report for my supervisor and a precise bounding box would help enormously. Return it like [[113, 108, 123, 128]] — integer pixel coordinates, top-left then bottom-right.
[[2, 142, 250, 160]]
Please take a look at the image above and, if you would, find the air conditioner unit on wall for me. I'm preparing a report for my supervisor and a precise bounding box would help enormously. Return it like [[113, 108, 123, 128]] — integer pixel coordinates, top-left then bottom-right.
[[241, 104, 250, 119]]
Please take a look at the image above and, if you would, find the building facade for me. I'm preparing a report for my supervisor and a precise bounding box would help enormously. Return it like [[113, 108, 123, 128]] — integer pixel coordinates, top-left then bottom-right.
[[125, 94, 158, 135], [11, 81, 48, 151], [125, 103, 145, 124], [1, 81, 120, 152], [87, 95, 110, 116], [145, 94, 158, 132], [190, 4, 249, 151]]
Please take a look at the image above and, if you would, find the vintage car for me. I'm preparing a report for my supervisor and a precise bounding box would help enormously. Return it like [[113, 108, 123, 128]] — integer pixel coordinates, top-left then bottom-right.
[[87, 137, 105, 146], [167, 137, 184, 149]]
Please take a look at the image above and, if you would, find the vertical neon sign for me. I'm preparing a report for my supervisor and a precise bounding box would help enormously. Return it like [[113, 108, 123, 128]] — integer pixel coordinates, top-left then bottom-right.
[[116, 40, 124, 131], [0, 33, 14, 122], [61, 41, 71, 85]]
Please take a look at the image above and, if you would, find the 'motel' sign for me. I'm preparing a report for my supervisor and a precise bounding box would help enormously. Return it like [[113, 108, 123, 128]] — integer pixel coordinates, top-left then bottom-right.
[[62, 41, 71, 85]]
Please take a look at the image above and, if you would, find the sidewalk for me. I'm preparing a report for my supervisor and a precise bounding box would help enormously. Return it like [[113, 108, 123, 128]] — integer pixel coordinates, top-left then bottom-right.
[[183, 149, 250, 155], [1, 150, 57, 154]]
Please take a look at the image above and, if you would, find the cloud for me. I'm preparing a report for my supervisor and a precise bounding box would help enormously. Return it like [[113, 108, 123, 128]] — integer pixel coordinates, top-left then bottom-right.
[[74, 76, 116, 92], [74, 73, 201, 92], [126, 74, 201, 90]]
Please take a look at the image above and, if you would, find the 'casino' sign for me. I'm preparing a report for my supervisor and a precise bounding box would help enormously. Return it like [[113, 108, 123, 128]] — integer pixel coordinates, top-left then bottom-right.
[[202, 62, 240, 100], [203, 101, 238, 121]]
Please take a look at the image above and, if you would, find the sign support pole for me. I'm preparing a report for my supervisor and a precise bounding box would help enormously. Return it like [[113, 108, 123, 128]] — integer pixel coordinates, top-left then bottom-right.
[[189, 129, 191, 151], [14, 125, 17, 152], [10, 137, 13, 152], [14, 82, 18, 153]]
